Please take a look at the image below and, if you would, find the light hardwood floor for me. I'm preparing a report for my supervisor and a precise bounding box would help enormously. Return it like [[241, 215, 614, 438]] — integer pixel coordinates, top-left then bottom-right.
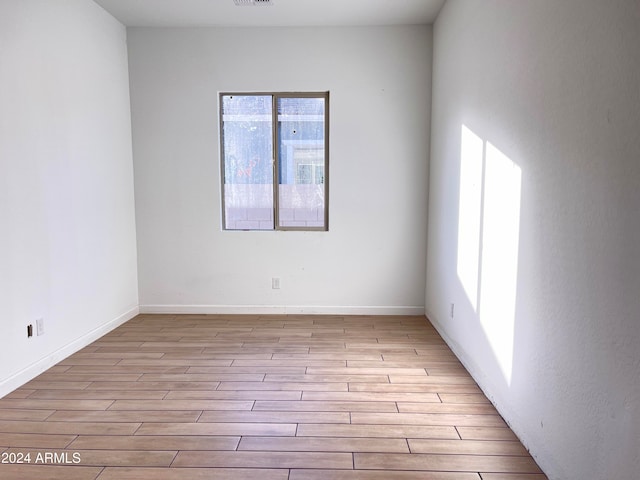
[[0, 314, 547, 479]]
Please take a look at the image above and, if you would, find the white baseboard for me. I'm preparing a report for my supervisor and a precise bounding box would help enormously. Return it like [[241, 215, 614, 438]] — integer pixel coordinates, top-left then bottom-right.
[[139, 304, 425, 316], [0, 306, 139, 399]]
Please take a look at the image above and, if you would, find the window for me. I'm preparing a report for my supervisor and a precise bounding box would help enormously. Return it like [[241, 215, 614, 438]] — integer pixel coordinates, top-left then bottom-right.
[[220, 92, 329, 231]]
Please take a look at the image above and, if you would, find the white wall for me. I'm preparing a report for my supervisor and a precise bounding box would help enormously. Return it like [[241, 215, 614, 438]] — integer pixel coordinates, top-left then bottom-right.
[[128, 26, 432, 314], [0, 0, 139, 397], [426, 1, 640, 479]]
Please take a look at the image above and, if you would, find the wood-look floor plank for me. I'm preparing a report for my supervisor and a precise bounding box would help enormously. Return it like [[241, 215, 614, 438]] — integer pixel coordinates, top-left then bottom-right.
[[415, 348, 457, 355], [439, 394, 492, 404], [96, 467, 289, 480], [69, 435, 240, 451], [156, 353, 253, 360], [296, 424, 459, 439], [427, 368, 472, 376], [179, 347, 305, 354], [64, 366, 188, 374], [408, 439, 529, 456], [354, 453, 543, 473], [164, 390, 301, 401], [172, 450, 353, 469], [348, 383, 481, 394], [198, 353, 274, 359], [230, 359, 346, 367], [0, 433, 77, 448], [198, 411, 350, 424], [86, 382, 220, 391], [217, 382, 348, 391], [301, 391, 440, 403], [289, 471, 480, 480], [264, 374, 390, 383], [33, 374, 142, 382], [69, 352, 165, 359], [397, 403, 498, 415], [57, 358, 121, 366], [44, 366, 73, 374], [0, 420, 140, 435], [0, 409, 55, 421], [94, 346, 200, 353], [47, 411, 202, 423], [311, 348, 417, 355], [140, 341, 225, 348], [1, 389, 36, 399], [138, 374, 265, 382], [21, 381, 93, 390], [118, 359, 233, 366], [388, 375, 475, 385], [238, 436, 410, 453], [253, 400, 398, 412], [272, 353, 384, 361], [346, 360, 461, 368], [249, 328, 316, 337], [384, 354, 459, 362], [186, 366, 307, 374], [479, 474, 549, 480], [0, 399, 114, 410], [306, 367, 427, 376], [28, 390, 168, 400], [456, 427, 520, 441], [0, 465, 103, 480], [351, 412, 507, 427], [107, 400, 254, 411], [135, 422, 297, 436]]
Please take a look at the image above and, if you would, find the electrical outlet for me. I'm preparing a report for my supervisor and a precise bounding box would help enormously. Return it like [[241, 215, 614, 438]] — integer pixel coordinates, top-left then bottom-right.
[[272, 277, 280, 289], [36, 318, 45, 336], [27, 324, 33, 338]]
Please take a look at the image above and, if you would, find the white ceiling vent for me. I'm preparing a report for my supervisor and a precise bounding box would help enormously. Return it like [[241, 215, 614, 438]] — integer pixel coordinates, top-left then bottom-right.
[[233, 0, 273, 6]]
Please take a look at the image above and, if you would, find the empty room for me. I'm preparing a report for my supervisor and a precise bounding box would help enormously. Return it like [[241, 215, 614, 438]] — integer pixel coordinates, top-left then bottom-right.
[[1, 0, 638, 479]]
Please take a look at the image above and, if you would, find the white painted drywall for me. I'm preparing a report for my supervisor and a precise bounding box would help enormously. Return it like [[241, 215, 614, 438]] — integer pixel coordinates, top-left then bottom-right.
[[128, 26, 432, 314], [0, 0, 139, 397], [426, 0, 640, 478]]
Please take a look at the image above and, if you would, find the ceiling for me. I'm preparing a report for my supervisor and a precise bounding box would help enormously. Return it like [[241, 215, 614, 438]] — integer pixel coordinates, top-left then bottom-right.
[[93, 0, 446, 27]]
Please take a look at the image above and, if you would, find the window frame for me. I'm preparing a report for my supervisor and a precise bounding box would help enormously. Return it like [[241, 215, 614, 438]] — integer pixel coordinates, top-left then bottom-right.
[[219, 91, 329, 232]]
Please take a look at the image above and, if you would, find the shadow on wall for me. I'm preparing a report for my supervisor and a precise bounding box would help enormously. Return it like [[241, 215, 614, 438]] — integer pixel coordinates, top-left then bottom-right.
[[456, 124, 522, 387]]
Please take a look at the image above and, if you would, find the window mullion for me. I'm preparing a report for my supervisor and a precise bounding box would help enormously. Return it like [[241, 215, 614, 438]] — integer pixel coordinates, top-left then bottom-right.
[[272, 94, 280, 230]]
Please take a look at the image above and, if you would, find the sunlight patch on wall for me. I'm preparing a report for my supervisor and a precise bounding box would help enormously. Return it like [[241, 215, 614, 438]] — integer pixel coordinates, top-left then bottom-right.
[[456, 125, 484, 311], [479, 141, 522, 384], [456, 125, 522, 385]]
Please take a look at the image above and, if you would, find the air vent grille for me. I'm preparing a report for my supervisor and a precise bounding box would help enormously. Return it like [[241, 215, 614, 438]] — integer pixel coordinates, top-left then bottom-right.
[[233, 0, 273, 6]]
